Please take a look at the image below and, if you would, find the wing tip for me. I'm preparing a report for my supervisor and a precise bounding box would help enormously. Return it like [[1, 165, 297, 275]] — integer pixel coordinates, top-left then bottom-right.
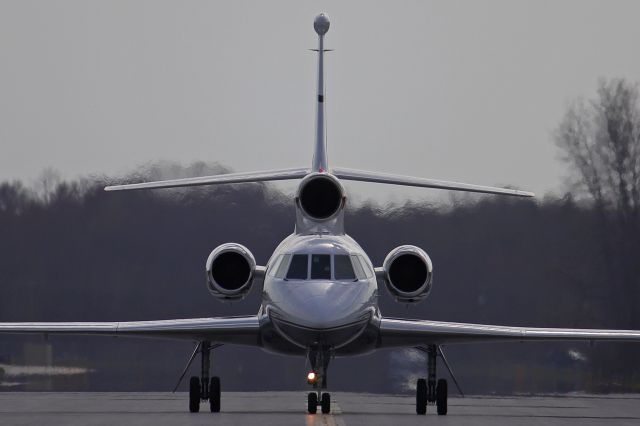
[[514, 190, 536, 198], [104, 185, 131, 192]]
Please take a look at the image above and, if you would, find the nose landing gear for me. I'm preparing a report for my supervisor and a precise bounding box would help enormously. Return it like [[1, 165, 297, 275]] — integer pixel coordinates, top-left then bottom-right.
[[307, 388, 331, 414], [321, 392, 331, 414], [307, 391, 318, 414], [306, 347, 332, 414]]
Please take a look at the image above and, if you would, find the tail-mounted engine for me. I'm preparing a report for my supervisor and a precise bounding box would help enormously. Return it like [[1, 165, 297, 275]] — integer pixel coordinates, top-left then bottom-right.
[[381, 245, 433, 303], [296, 173, 345, 221], [206, 243, 259, 300], [294, 173, 346, 235]]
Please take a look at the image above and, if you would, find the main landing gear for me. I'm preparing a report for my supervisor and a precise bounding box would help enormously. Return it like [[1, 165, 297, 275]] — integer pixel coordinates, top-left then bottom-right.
[[173, 340, 222, 413], [415, 345, 464, 415], [306, 347, 331, 414]]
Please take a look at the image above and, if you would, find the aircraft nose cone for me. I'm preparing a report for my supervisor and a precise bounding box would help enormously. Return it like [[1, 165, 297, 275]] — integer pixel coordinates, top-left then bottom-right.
[[274, 282, 367, 329], [314, 13, 330, 35]]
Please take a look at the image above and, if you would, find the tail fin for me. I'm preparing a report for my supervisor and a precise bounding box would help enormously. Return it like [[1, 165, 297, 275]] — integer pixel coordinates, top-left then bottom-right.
[[312, 13, 330, 173], [104, 14, 534, 200]]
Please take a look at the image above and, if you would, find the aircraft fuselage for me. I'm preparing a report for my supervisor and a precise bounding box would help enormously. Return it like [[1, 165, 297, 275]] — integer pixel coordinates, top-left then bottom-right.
[[258, 233, 382, 356]]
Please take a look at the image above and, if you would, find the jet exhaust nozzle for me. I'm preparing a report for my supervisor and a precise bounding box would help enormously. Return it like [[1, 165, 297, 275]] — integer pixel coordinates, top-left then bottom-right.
[[296, 173, 345, 221], [206, 243, 257, 300], [382, 245, 433, 303]]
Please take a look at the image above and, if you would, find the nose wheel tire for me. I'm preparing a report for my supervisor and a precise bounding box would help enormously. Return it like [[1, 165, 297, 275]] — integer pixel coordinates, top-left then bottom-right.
[[416, 378, 427, 415], [307, 392, 318, 414], [189, 376, 200, 413], [321, 392, 331, 414], [209, 376, 221, 412], [436, 378, 448, 415]]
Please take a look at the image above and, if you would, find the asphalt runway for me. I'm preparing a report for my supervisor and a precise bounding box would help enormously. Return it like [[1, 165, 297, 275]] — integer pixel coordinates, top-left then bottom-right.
[[0, 392, 639, 426]]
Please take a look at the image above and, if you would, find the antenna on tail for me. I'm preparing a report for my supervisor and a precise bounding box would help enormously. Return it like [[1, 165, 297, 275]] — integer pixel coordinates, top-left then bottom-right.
[[312, 13, 330, 173]]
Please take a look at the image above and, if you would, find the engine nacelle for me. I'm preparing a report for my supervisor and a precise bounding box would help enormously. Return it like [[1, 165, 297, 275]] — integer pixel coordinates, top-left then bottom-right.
[[206, 243, 257, 300], [382, 245, 433, 303], [296, 173, 345, 221]]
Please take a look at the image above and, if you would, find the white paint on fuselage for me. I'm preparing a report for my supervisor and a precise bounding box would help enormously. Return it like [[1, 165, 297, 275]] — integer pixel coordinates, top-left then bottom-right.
[[260, 233, 379, 351]]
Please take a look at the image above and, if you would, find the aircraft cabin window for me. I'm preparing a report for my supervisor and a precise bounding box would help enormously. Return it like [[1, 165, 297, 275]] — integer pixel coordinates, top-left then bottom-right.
[[334, 255, 356, 280], [286, 254, 308, 279], [274, 254, 291, 278], [311, 254, 331, 279], [350, 255, 367, 280]]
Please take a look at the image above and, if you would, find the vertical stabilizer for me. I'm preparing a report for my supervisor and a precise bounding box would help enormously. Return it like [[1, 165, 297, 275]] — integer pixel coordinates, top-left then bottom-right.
[[312, 13, 330, 172]]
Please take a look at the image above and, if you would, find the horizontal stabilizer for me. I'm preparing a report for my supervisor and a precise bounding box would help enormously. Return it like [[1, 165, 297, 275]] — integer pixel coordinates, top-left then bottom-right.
[[105, 167, 309, 192], [332, 167, 534, 198]]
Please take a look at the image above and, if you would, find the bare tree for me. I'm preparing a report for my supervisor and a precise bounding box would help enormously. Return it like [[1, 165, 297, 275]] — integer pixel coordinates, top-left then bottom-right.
[[33, 168, 62, 204], [556, 78, 640, 327]]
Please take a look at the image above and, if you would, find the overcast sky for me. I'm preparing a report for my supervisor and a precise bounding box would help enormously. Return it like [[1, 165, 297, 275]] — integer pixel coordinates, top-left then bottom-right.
[[2, 1, 640, 203]]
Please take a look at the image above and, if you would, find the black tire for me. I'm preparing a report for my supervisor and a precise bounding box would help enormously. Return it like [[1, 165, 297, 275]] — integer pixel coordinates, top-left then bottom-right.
[[189, 376, 200, 413], [209, 376, 221, 413], [321, 392, 331, 414], [307, 392, 318, 414], [436, 378, 448, 415], [416, 378, 427, 415]]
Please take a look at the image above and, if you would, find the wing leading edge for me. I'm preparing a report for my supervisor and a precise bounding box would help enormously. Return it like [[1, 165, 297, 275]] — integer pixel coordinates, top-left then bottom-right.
[[104, 168, 309, 192], [379, 317, 640, 348], [332, 167, 535, 198], [0, 316, 260, 346]]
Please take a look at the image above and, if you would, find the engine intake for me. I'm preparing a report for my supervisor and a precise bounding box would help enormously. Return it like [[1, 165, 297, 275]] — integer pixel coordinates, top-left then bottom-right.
[[382, 245, 433, 303], [297, 173, 345, 220], [206, 243, 256, 300]]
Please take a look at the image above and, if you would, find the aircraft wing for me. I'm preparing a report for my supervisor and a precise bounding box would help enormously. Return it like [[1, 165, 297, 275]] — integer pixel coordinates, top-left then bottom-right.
[[0, 316, 260, 346], [104, 167, 309, 191], [332, 167, 534, 197], [379, 317, 640, 348]]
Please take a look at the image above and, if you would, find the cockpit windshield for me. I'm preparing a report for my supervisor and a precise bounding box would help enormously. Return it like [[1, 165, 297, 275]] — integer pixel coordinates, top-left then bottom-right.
[[286, 254, 308, 280], [311, 254, 331, 279], [334, 255, 356, 280], [274, 253, 363, 281]]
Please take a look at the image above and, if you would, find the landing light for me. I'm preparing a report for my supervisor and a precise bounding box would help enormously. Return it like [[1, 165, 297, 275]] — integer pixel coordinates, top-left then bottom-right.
[[307, 371, 317, 384]]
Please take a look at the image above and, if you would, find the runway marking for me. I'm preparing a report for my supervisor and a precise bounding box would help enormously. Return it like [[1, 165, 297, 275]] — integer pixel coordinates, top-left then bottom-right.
[[305, 401, 346, 426]]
